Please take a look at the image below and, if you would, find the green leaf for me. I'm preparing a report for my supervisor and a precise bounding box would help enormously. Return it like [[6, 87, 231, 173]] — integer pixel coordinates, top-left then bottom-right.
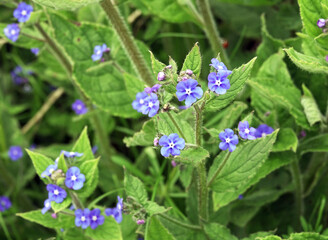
[[85, 216, 122, 240], [204, 223, 238, 240], [51, 195, 72, 213], [124, 72, 145, 99], [208, 130, 278, 209], [146, 216, 176, 240], [56, 153, 67, 172], [206, 57, 256, 112], [71, 127, 94, 162], [26, 150, 55, 182], [249, 51, 309, 129], [174, 147, 210, 165], [288, 232, 328, 240], [124, 120, 156, 147], [144, 201, 168, 215], [284, 48, 328, 74], [32, 0, 100, 10], [242, 232, 276, 240], [299, 134, 328, 155], [17, 210, 74, 229], [124, 171, 148, 205], [181, 43, 202, 78], [259, 236, 282, 240], [213, 0, 281, 6], [301, 84, 324, 126], [273, 128, 298, 152], [76, 159, 99, 198], [150, 51, 166, 75]]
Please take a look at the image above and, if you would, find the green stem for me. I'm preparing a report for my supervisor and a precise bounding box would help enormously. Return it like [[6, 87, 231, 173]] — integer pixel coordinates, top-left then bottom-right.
[[196, 0, 230, 68], [101, 0, 154, 86], [194, 105, 202, 146], [290, 159, 304, 227], [158, 213, 202, 231], [207, 152, 231, 187], [167, 111, 187, 140], [0, 212, 13, 240], [70, 192, 84, 209], [88, 188, 124, 209]]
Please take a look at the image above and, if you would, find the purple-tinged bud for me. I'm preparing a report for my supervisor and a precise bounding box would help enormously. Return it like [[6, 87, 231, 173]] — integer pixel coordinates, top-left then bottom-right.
[[166, 65, 172, 69], [181, 76, 188, 82], [157, 71, 165, 81], [317, 19, 326, 28], [186, 69, 193, 75], [298, 130, 306, 139], [326, 55, 328, 62], [51, 213, 57, 219], [104, 47, 111, 53], [153, 137, 159, 146], [144, 87, 152, 94], [100, 58, 105, 62], [238, 195, 243, 200], [137, 219, 145, 225], [171, 160, 177, 167]]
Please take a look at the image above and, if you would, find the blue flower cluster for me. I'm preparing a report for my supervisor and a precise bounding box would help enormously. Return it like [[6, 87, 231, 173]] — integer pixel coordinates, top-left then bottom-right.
[[159, 134, 185, 157], [75, 208, 105, 229], [91, 44, 110, 62], [219, 122, 274, 152], [132, 85, 161, 117], [105, 196, 124, 223], [0, 196, 11, 212], [4, 2, 33, 42], [208, 59, 232, 95]]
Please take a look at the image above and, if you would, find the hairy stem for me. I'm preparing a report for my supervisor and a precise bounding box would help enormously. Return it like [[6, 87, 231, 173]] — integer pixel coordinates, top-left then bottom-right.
[[167, 111, 187, 140], [196, 0, 230, 67], [290, 159, 304, 227], [70, 191, 84, 209], [207, 152, 231, 187], [159, 213, 202, 230], [101, 0, 154, 86], [22, 88, 64, 134], [0, 212, 13, 240]]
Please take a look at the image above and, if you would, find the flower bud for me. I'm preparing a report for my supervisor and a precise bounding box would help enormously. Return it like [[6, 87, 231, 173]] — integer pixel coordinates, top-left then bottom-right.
[[165, 65, 172, 69], [157, 71, 165, 81], [171, 160, 177, 167], [137, 219, 145, 225], [153, 137, 159, 146], [186, 69, 193, 75], [317, 18, 326, 28], [326, 55, 328, 62], [51, 213, 57, 219]]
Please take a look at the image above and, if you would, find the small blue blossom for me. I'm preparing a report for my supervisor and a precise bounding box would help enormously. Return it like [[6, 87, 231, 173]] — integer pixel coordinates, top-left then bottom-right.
[[238, 195, 243, 200], [238, 121, 256, 140], [91, 44, 109, 61], [13, 2, 33, 22], [208, 72, 230, 95], [47, 184, 67, 203], [219, 129, 239, 152], [31, 48, 39, 55], [65, 166, 86, 190], [255, 124, 274, 138], [75, 208, 91, 229], [144, 84, 162, 94], [317, 18, 326, 28], [140, 93, 160, 117], [0, 196, 11, 212], [89, 208, 105, 229], [8, 146, 23, 161], [176, 79, 203, 107], [41, 199, 51, 214], [72, 99, 88, 115], [159, 133, 185, 157], [41, 163, 58, 178], [92, 145, 98, 154], [61, 151, 84, 158], [132, 91, 148, 113], [209, 59, 232, 77], [105, 196, 123, 223], [4, 24, 20, 42]]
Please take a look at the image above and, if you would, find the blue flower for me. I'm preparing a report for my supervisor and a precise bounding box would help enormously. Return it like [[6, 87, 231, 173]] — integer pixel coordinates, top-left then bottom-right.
[[105, 196, 123, 223], [132, 91, 148, 113], [92, 145, 98, 154], [159, 133, 185, 157], [238, 195, 243, 200], [41, 163, 58, 178], [209, 59, 232, 77], [144, 84, 162, 94], [8, 146, 23, 161], [75, 208, 91, 229], [65, 166, 86, 190], [72, 99, 88, 115], [47, 184, 67, 203], [317, 19, 326, 28], [0, 196, 11, 212], [219, 129, 239, 152], [4, 24, 20, 42], [208, 72, 230, 95], [13, 2, 33, 22], [176, 79, 203, 106], [238, 121, 256, 140], [140, 93, 160, 117], [91, 44, 109, 61], [254, 124, 274, 138], [11, 66, 28, 85], [61, 151, 84, 158], [41, 199, 51, 214], [31, 48, 39, 55], [89, 208, 105, 229]]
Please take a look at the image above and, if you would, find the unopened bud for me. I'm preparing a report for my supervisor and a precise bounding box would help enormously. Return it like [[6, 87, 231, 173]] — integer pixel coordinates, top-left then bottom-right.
[[137, 219, 145, 225], [186, 69, 193, 75], [157, 71, 165, 81], [317, 18, 326, 28], [153, 137, 159, 146]]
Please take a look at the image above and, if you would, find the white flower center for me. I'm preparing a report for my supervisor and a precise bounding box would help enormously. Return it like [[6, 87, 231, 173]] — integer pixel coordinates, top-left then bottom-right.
[[92, 216, 97, 221], [185, 88, 192, 95], [13, 150, 17, 155], [45, 202, 50, 208], [22, 10, 27, 15], [215, 80, 221, 86], [262, 133, 266, 138], [77, 105, 82, 110], [139, 99, 144, 104], [49, 168, 54, 174], [148, 102, 153, 108], [218, 65, 223, 70], [169, 142, 175, 148], [54, 190, 59, 195], [225, 138, 231, 143], [11, 30, 16, 35], [71, 175, 77, 181], [245, 129, 250, 134], [96, 50, 101, 55], [81, 216, 86, 222]]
